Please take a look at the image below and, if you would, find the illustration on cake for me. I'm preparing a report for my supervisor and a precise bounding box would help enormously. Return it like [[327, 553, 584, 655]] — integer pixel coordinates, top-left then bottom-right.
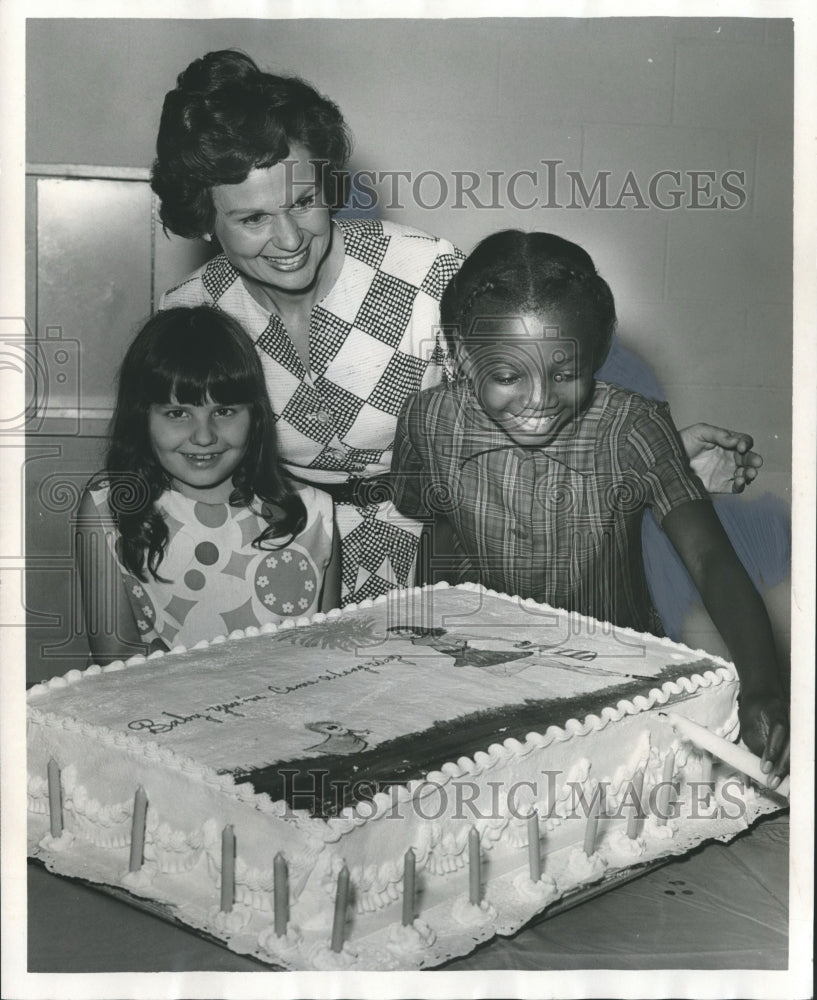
[[27, 583, 785, 970]]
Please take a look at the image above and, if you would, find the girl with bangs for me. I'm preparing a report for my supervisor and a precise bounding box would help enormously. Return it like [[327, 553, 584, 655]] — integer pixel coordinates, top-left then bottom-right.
[[77, 306, 339, 664]]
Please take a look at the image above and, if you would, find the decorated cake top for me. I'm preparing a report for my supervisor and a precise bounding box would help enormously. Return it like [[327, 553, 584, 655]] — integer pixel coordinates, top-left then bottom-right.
[[29, 584, 729, 813]]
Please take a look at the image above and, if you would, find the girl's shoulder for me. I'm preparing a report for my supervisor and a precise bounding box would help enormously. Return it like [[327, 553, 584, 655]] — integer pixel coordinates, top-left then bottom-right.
[[77, 477, 118, 528], [595, 381, 670, 420], [592, 382, 679, 447]]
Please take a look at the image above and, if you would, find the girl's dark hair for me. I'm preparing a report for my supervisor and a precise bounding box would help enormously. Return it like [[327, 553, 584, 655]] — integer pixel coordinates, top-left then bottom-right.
[[151, 49, 353, 238], [440, 230, 617, 370], [102, 306, 306, 580]]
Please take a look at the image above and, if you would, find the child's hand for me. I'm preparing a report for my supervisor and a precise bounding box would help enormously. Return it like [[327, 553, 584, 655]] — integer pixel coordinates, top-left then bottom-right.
[[738, 689, 790, 789], [679, 424, 763, 494]]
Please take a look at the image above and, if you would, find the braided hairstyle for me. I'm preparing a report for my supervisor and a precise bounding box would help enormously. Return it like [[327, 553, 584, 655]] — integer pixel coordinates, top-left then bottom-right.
[[101, 306, 306, 581], [151, 49, 353, 238], [440, 230, 617, 371]]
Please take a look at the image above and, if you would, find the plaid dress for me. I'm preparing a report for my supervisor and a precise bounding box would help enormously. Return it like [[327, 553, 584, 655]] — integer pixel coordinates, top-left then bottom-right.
[[391, 379, 709, 633], [161, 219, 465, 604]]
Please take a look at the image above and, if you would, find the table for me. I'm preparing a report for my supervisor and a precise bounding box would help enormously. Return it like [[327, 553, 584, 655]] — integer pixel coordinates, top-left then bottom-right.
[[27, 812, 788, 972]]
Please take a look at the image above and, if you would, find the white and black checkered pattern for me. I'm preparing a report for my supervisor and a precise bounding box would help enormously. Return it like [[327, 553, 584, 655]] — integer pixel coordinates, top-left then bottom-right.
[[200, 257, 239, 302], [342, 223, 390, 271], [309, 307, 353, 375], [311, 375, 368, 438], [279, 383, 336, 443], [161, 218, 465, 603], [368, 350, 429, 415], [337, 504, 422, 601], [256, 315, 303, 379], [353, 272, 418, 348]]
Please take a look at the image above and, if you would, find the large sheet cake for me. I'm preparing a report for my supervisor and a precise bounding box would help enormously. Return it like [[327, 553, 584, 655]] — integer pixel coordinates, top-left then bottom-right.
[[27, 583, 783, 970]]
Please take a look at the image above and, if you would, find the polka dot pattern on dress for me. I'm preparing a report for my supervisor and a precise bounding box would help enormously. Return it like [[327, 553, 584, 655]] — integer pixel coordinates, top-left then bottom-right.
[[194, 541, 220, 566], [184, 569, 206, 591], [254, 544, 318, 615], [194, 501, 229, 528]]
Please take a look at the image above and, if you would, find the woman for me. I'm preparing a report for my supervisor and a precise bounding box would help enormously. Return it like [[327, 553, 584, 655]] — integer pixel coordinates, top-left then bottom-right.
[[152, 49, 762, 607]]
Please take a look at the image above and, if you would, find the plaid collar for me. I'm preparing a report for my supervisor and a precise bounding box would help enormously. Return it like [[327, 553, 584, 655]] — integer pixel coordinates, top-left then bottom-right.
[[454, 379, 604, 475]]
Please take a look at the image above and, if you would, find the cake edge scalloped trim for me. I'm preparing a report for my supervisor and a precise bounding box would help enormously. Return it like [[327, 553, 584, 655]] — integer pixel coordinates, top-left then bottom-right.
[[26, 583, 738, 829]]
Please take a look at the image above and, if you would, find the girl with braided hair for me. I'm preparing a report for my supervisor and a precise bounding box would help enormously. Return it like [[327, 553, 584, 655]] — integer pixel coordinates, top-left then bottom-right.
[[391, 230, 789, 787]]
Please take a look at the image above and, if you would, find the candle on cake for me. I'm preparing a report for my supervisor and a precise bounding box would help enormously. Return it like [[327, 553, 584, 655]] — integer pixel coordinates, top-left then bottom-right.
[[656, 749, 675, 827], [331, 864, 350, 952], [128, 785, 148, 872], [582, 789, 602, 856], [527, 810, 541, 881], [468, 827, 481, 904], [664, 711, 789, 797], [402, 847, 416, 926], [47, 758, 62, 838], [220, 825, 235, 912], [273, 851, 288, 936], [626, 768, 645, 840]]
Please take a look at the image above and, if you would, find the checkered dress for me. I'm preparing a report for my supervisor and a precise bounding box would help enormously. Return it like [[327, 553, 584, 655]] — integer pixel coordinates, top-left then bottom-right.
[[161, 219, 465, 604], [391, 380, 710, 633]]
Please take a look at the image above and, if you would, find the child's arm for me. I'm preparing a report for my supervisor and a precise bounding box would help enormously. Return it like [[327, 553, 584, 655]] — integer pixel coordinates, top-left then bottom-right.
[[661, 499, 789, 786], [75, 489, 146, 665], [319, 526, 342, 613]]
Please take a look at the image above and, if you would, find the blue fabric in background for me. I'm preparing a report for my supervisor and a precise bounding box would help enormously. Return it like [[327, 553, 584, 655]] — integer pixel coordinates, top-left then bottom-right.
[[597, 337, 667, 403], [598, 338, 791, 643]]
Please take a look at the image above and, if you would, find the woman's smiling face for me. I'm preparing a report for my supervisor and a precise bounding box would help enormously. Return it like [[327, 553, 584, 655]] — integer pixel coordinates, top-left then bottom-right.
[[462, 311, 596, 447], [211, 145, 334, 301]]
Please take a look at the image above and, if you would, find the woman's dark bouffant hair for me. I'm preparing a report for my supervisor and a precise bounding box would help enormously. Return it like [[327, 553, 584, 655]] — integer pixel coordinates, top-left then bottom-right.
[[151, 49, 353, 238], [440, 230, 617, 371], [102, 306, 306, 580]]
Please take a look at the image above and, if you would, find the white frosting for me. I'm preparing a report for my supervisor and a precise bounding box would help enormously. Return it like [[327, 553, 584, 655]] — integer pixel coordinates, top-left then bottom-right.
[[644, 815, 679, 840], [38, 830, 74, 852], [306, 942, 359, 969], [387, 919, 437, 955], [258, 925, 302, 961], [145, 822, 205, 873], [513, 872, 559, 903], [605, 829, 647, 858], [25, 583, 761, 972], [715, 772, 758, 807], [121, 866, 156, 890], [452, 897, 497, 926], [208, 904, 252, 934], [563, 848, 608, 884]]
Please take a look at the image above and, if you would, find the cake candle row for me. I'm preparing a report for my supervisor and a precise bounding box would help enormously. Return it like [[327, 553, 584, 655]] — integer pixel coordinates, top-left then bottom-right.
[[41, 744, 717, 949]]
